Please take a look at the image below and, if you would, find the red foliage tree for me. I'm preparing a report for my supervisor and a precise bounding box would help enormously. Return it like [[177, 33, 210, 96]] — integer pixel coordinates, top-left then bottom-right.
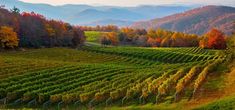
[[0, 7, 85, 48], [207, 28, 227, 49]]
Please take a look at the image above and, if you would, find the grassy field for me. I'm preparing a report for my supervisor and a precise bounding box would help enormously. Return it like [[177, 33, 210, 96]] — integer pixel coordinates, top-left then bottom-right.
[[85, 31, 104, 43], [0, 46, 230, 109], [193, 96, 235, 110]]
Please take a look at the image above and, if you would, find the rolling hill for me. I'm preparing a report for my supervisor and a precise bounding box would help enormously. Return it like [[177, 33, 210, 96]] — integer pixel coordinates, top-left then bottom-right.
[[0, 0, 193, 26], [131, 6, 235, 35]]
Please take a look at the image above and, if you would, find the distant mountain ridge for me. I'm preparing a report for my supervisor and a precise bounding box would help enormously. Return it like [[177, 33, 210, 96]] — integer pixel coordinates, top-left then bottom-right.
[[0, 0, 193, 26], [131, 5, 235, 35], [84, 19, 133, 27]]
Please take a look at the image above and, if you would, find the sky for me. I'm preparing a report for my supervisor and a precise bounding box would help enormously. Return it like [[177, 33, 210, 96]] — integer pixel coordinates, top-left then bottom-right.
[[19, 0, 235, 7]]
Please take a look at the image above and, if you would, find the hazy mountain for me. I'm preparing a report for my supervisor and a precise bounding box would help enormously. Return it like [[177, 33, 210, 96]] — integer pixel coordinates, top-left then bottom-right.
[[84, 19, 133, 27], [131, 6, 235, 35], [0, 0, 193, 26], [72, 8, 144, 25], [127, 5, 193, 18]]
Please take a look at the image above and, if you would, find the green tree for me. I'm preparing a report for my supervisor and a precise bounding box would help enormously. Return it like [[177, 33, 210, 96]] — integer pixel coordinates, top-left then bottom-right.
[[11, 6, 20, 14]]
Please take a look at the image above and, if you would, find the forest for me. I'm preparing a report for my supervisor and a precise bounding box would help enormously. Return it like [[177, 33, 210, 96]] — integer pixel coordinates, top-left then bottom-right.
[[0, 7, 85, 49]]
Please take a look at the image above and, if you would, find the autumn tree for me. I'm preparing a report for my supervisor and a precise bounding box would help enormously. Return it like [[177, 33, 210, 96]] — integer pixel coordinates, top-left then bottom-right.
[[100, 35, 111, 46], [155, 28, 165, 38], [147, 29, 157, 38], [199, 36, 208, 49], [72, 28, 85, 47], [0, 26, 19, 49], [108, 32, 119, 46], [100, 32, 119, 46], [147, 37, 156, 47], [206, 28, 227, 49], [0, 7, 85, 48], [135, 35, 147, 46], [120, 27, 136, 42], [161, 36, 171, 47], [171, 32, 183, 47]]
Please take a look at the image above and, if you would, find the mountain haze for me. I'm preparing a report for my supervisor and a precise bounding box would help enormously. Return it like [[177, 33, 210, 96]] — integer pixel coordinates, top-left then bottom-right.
[[0, 0, 193, 26], [131, 5, 235, 35]]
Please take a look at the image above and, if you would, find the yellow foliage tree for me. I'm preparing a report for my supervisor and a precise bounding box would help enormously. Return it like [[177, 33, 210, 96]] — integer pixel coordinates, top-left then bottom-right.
[[0, 26, 19, 49]]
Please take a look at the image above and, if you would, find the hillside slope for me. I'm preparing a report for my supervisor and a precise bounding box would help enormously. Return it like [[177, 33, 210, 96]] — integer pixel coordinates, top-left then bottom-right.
[[131, 6, 235, 35]]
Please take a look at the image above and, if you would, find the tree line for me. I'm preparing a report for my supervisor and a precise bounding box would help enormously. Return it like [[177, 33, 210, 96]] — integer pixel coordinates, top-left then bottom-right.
[[79, 25, 119, 32], [0, 7, 85, 49], [98, 27, 229, 49]]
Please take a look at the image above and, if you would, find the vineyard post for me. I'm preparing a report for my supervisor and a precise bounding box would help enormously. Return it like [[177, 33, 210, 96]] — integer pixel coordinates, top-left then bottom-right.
[[27, 99, 36, 107], [121, 96, 127, 105], [139, 95, 143, 104], [57, 101, 63, 109], [105, 97, 112, 106], [88, 98, 95, 108], [43, 100, 51, 109], [74, 100, 80, 106], [155, 93, 161, 104]]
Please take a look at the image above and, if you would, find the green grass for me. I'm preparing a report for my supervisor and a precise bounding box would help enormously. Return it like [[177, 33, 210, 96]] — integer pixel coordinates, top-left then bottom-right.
[[193, 96, 235, 110], [85, 31, 104, 43], [0, 46, 226, 109]]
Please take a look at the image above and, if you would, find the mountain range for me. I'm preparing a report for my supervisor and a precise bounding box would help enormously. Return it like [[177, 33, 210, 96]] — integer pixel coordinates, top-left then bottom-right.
[[0, 0, 234, 35], [131, 6, 235, 35], [0, 0, 194, 26]]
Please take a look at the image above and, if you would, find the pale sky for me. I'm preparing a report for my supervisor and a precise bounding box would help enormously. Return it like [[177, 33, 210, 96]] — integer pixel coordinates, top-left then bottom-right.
[[19, 0, 235, 7]]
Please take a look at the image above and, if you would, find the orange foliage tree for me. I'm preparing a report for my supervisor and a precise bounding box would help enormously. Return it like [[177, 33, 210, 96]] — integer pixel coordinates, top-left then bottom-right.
[[0, 26, 19, 49], [100, 32, 119, 46], [200, 28, 227, 49]]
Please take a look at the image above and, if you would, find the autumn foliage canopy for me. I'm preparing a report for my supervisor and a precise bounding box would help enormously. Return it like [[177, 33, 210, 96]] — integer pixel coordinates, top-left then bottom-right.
[[0, 7, 85, 49], [200, 28, 227, 49], [0, 26, 18, 48]]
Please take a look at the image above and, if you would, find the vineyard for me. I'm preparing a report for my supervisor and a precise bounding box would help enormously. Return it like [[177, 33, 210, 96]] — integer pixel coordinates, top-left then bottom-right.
[[0, 47, 227, 109]]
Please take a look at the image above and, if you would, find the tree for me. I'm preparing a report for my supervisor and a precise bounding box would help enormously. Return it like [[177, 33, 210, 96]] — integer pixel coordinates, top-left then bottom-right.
[[121, 28, 135, 42], [117, 32, 126, 43], [171, 32, 183, 47], [72, 28, 85, 47], [207, 28, 227, 49], [100, 32, 119, 46], [107, 32, 119, 46], [0, 26, 19, 49], [100, 35, 111, 46], [147, 37, 156, 47], [135, 35, 147, 46], [11, 6, 20, 14], [156, 28, 165, 38], [147, 29, 156, 39], [199, 36, 208, 49], [161, 36, 171, 47]]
